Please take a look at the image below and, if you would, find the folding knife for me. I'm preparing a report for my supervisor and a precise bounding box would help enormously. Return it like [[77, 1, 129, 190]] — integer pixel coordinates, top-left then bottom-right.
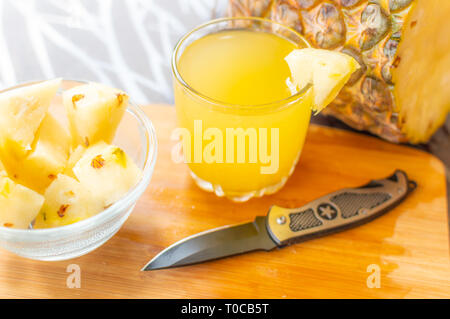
[[143, 170, 416, 271]]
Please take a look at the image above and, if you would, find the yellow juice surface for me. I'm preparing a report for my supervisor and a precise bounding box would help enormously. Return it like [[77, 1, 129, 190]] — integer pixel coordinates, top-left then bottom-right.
[[174, 29, 312, 199], [179, 30, 296, 105]]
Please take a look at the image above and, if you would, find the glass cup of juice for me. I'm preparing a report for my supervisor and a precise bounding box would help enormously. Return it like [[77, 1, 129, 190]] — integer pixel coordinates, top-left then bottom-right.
[[172, 17, 312, 202]]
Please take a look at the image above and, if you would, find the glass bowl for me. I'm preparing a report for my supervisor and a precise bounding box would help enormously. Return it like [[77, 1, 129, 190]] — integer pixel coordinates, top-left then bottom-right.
[[0, 79, 157, 261]]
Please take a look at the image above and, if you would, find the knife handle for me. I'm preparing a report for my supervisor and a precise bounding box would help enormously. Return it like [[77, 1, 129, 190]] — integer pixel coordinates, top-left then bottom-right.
[[266, 170, 416, 246]]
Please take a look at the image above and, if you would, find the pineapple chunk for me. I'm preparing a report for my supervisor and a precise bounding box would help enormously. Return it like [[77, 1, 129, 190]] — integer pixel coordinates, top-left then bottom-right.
[[34, 174, 103, 229], [73, 143, 141, 206], [63, 141, 108, 178], [63, 83, 128, 147], [63, 145, 86, 178], [285, 48, 359, 112], [0, 159, 5, 176], [2, 114, 70, 193], [228, 0, 450, 143], [0, 176, 44, 229], [0, 160, 6, 180], [0, 79, 61, 158]]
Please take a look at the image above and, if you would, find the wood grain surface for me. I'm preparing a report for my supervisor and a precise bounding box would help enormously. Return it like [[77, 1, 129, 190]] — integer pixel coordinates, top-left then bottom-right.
[[0, 105, 448, 299]]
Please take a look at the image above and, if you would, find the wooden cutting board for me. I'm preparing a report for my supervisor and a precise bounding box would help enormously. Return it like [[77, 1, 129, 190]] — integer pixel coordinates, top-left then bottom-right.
[[0, 105, 448, 299]]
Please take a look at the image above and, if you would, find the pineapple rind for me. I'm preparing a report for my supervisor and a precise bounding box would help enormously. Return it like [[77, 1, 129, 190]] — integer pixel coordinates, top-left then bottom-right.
[[228, 0, 450, 143]]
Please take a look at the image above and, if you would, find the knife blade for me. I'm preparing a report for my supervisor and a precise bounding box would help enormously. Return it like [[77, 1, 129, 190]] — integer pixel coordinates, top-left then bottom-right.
[[142, 169, 416, 271]]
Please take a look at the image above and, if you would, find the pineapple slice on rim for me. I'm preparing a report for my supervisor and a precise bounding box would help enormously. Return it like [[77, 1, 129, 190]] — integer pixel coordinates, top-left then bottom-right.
[[228, 0, 450, 143], [0, 79, 61, 159], [0, 176, 44, 229], [285, 48, 360, 113]]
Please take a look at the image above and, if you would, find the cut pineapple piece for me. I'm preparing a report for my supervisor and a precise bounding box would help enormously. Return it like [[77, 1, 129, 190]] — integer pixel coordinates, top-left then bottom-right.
[[63, 145, 86, 178], [0, 160, 6, 179], [285, 48, 359, 112], [0, 79, 61, 158], [63, 83, 128, 148], [34, 174, 103, 229], [393, 2, 450, 143], [228, 0, 450, 143], [2, 114, 71, 193], [73, 143, 141, 206], [63, 141, 109, 178], [0, 176, 44, 229], [0, 159, 5, 176]]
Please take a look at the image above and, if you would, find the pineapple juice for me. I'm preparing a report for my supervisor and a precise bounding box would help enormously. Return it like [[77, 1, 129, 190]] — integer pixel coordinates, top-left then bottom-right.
[[173, 26, 312, 200]]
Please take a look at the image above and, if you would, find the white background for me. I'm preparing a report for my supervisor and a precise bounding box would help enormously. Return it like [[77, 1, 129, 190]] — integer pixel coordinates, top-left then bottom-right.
[[0, 0, 226, 104]]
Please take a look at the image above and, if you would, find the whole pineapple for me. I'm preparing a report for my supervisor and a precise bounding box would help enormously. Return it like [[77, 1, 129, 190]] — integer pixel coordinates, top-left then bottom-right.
[[228, 0, 450, 143]]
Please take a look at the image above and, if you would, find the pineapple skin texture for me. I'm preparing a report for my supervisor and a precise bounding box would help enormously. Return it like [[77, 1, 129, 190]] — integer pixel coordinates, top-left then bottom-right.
[[228, 0, 450, 143], [0, 176, 44, 229], [34, 174, 103, 229], [63, 83, 128, 148], [73, 143, 142, 207]]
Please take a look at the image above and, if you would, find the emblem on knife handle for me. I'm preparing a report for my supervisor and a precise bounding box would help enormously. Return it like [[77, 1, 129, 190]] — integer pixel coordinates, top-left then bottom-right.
[[143, 170, 416, 271]]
